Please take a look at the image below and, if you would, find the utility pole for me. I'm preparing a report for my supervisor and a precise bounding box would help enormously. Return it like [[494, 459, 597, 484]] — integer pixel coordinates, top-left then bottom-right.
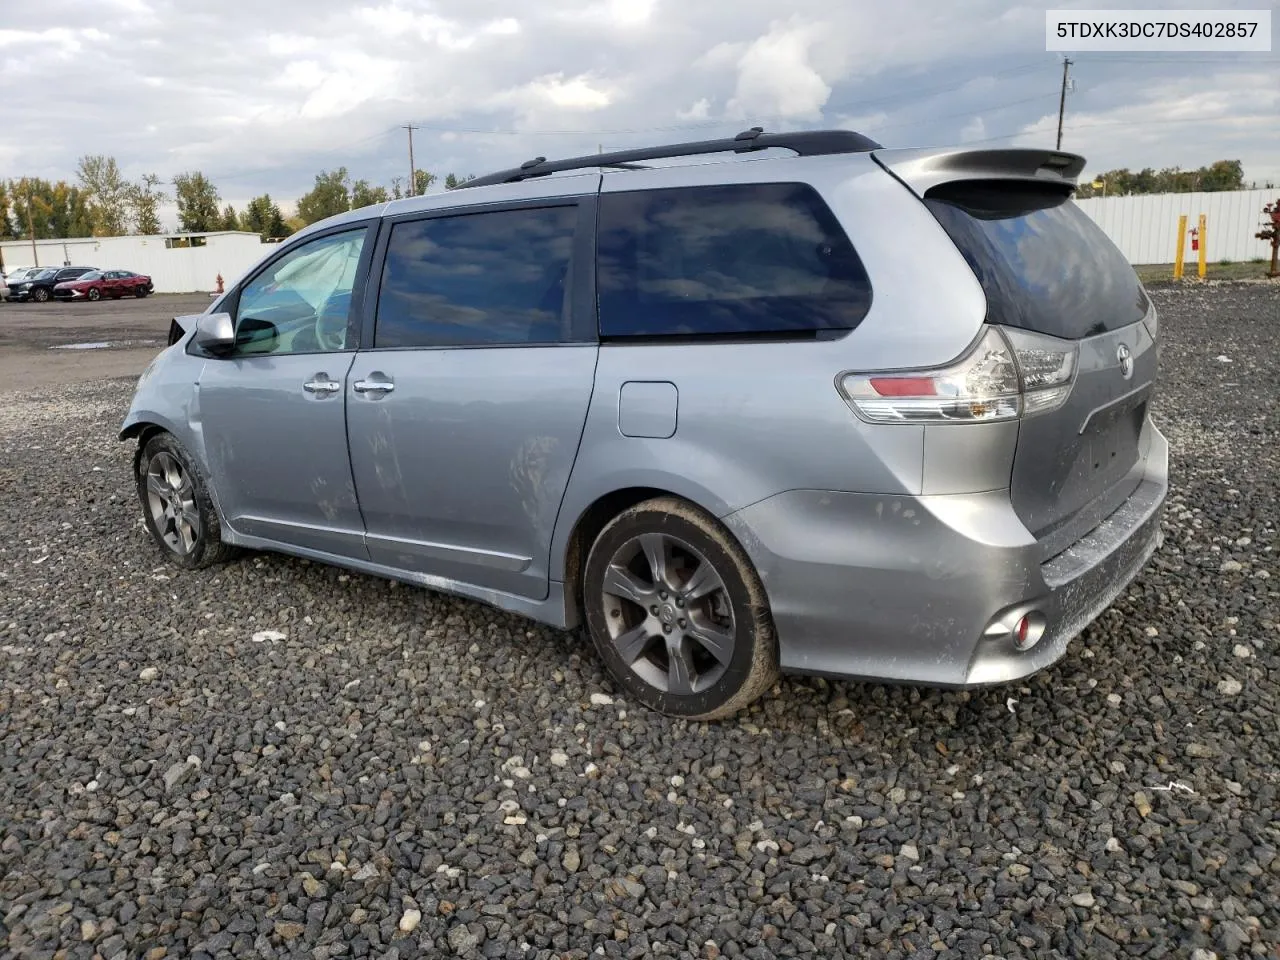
[[403, 124, 418, 196], [1056, 57, 1073, 151], [26, 188, 39, 267]]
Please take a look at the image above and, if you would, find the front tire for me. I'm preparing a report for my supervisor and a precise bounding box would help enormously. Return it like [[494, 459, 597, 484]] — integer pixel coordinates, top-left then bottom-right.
[[88, 287, 101, 301], [582, 497, 778, 720], [136, 432, 236, 569], [32, 287, 50, 303]]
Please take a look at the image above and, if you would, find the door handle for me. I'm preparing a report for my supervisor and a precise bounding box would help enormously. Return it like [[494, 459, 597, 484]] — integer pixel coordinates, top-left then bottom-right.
[[353, 378, 395, 395], [303, 377, 342, 394]]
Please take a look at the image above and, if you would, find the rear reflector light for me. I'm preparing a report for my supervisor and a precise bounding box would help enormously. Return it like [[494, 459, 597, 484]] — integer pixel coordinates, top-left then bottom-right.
[[840, 326, 1077, 424]]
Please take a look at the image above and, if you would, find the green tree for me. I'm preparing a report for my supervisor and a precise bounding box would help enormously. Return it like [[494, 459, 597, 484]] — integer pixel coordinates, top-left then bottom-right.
[[219, 204, 240, 231], [172, 171, 222, 232], [1201, 160, 1244, 192], [444, 172, 475, 190], [5, 178, 94, 240], [0, 181, 11, 239], [297, 167, 352, 224], [351, 179, 390, 208], [242, 194, 292, 241], [129, 173, 166, 235], [76, 154, 133, 235], [1077, 159, 1247, 198], [413, 169, 436, 196]]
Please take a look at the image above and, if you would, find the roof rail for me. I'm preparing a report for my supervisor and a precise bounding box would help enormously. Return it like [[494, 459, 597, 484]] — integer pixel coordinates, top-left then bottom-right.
[[456, 127, 883, 189]]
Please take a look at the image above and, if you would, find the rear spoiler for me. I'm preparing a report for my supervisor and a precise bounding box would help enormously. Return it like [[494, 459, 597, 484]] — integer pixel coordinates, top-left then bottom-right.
[[871, 147, 1086, 198]]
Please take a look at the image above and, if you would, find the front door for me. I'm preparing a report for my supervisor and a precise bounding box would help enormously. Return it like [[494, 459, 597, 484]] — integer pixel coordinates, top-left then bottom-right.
[[345, 199, 598, 599], [197, 223, 377, 559]]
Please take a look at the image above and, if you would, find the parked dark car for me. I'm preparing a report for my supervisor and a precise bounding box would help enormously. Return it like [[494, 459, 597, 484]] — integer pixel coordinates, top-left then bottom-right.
[[7, 266, 98, 302], [54, 269, 154, 301]]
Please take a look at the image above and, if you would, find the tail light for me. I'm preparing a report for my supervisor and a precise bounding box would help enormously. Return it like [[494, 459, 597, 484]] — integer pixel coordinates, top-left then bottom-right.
[[839, 326, 1077, 424]]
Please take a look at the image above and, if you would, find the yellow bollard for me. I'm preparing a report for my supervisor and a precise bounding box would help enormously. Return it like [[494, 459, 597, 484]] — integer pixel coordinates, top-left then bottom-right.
[[1197, 213, 1207, 279], [1174, 214, 1187, 280]]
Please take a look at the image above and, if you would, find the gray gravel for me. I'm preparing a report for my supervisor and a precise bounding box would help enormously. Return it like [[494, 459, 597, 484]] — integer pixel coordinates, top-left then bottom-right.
[[2, 282, 1278, 959]]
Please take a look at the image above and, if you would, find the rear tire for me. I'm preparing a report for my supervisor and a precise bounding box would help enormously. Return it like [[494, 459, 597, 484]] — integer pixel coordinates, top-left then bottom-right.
[[135, 285, 147, 298], [582, 496, 778, 720], [136, 432, 237, 570]]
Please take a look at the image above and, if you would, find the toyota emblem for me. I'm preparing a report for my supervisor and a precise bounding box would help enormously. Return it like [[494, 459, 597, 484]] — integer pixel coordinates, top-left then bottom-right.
[[1117, 343, 1133, 379]]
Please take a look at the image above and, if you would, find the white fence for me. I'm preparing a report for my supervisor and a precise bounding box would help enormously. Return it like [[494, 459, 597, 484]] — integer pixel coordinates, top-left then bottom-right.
[[0, 232, 272, 294], [1075, 189, 1275, 265]]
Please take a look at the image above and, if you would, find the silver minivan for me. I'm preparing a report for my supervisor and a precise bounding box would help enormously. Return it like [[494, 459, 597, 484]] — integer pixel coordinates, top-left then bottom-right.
[[121, 129, 1167, 718]]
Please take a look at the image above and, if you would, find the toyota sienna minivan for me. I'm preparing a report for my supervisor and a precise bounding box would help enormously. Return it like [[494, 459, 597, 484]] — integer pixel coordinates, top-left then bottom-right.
[[120, 128, 1167, 719]]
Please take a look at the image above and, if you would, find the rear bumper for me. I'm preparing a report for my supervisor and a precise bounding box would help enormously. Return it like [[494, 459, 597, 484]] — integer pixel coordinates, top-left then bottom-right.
[[723, 421, 1168, 687]]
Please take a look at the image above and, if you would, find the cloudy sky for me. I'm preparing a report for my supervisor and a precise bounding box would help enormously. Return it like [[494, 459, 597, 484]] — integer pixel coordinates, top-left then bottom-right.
[[2, 0, 1276, 225]]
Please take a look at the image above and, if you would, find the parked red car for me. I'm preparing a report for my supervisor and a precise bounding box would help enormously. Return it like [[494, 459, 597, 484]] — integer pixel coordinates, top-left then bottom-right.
[[53, 269, 154, 301]]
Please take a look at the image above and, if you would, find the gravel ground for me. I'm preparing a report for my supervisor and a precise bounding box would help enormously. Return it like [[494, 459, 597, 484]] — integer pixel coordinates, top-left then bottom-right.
[[0, 294, 210, 391], [1, 283, 1277, 960]]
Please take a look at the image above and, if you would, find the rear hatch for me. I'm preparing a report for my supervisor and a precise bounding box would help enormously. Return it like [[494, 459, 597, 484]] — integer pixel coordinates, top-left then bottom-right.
[[874, 148, 1157, 557]]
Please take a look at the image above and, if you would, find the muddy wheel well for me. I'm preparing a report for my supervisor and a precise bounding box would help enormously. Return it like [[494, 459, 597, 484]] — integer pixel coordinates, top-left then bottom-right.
[[123, 423, 166, 471], [562, 487, 672, 627]]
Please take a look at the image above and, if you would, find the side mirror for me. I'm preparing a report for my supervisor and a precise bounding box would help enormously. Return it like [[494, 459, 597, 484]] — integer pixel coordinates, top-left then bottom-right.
[[192, 312, 236, 354]]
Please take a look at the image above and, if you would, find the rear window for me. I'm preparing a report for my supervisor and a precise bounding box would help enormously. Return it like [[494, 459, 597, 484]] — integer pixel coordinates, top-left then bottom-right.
[[597, 183, 872, 340], [924, 181, 1148, 340]]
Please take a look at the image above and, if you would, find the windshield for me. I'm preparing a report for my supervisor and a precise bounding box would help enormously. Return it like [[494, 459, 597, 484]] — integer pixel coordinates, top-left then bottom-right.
[[34, 269, 58, 279], [79, 272, 103, 281]]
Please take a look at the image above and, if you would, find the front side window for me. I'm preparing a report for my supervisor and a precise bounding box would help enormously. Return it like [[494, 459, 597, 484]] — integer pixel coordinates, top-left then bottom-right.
[[232, 227, 367, 356], [374, 205, 577, 348], [597, 182, 872, 339]]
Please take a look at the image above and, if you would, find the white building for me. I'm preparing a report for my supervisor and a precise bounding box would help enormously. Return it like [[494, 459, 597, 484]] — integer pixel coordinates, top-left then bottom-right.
[[0, 231, 273, 294]]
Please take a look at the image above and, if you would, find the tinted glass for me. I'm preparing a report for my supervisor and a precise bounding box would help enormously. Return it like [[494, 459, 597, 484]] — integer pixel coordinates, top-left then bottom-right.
[[81, 272, 103, 281], [375, 205, 577, 348], [597, 183, 872, 339], [232, 227, 367, 356], [924, 181, 1149, 340]]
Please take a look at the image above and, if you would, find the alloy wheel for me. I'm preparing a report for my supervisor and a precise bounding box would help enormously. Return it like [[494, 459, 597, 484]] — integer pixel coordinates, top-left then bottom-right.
[[598, 532, 736, 695], [144, 451, 201, 555]]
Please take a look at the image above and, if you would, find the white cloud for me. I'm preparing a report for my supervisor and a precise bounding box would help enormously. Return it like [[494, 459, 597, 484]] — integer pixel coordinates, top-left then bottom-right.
[[678, 98, 712, 121], [960, 116, 986, 143], [497, 73, 614, 112], [0, 0, 1274, 216], [726, 19, 832, 120]]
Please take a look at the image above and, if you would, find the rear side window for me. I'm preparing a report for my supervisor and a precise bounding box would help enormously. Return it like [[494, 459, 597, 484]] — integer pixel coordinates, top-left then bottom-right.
[[924, 181, 1149, 340], [597, 183, 872, 339], [375, 205, 577, 348]]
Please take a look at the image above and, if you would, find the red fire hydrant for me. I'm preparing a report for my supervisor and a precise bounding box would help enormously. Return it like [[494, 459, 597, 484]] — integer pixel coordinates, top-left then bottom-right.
[[215, 273, 225, 294]]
